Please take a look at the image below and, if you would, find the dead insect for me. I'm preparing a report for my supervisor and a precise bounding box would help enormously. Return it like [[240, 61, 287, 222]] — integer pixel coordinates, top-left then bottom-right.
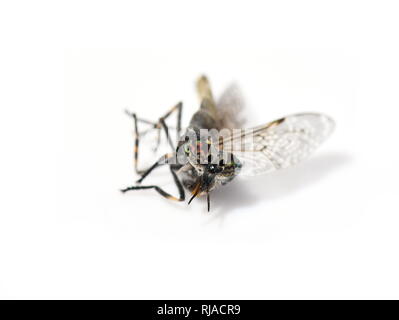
[[121, 76, 335, 211]]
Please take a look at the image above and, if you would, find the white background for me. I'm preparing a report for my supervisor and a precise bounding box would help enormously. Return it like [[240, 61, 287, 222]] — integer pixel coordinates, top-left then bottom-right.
[[1, 1, 398, 299]]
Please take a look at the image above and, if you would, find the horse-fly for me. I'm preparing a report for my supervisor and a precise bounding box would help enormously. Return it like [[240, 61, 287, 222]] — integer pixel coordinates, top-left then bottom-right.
[[121, 76, 335, 211]]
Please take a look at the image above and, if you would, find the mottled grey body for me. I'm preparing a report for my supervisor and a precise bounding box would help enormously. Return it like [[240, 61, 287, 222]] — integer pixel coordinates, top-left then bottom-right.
[[178, 76, 241, 195]]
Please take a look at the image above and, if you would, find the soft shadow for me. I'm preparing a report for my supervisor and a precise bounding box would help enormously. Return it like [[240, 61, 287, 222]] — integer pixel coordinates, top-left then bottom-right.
[[206, 152, 352, 223]]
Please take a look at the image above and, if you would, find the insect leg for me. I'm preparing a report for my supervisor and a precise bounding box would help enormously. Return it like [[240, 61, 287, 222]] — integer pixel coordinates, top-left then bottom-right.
[[136, 153, 174, 184], [124, 110, 164, 175], [125, 109, 159, 127], [125, 102, 182, 156], [157, 102, 183, 151], [132, 112, 146, 175], [121, 166, 185, 202], [132, 112, 141, 175]]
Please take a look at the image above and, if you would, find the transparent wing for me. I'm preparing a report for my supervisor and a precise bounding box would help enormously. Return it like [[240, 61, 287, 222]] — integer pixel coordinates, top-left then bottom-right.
[[220, 113, 335, 176], [216, 83, 246, 129]]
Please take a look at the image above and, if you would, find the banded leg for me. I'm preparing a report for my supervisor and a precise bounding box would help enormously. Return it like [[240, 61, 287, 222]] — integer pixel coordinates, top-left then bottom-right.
[[120, 166, 185, 202], [124, 111, 169, 175], [158, 101, 182, 150], [136, 153, 174, 184], [125, 110, 160, 130], [145, 101, 183, 152], [125, 102, 182, 175], [126, 112, 148, 175]]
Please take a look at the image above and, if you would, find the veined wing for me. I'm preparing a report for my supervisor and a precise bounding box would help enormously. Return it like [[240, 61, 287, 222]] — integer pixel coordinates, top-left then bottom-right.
[[219, 113, 335, 176]]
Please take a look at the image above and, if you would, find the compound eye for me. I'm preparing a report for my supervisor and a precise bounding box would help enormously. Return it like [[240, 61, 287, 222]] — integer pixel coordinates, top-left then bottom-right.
[[184, 144, 190, 154]]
